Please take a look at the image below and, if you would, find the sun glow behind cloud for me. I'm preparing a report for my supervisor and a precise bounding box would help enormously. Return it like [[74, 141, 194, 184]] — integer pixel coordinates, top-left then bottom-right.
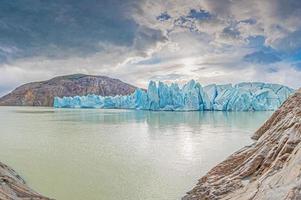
[[0, 0, 301, 96]]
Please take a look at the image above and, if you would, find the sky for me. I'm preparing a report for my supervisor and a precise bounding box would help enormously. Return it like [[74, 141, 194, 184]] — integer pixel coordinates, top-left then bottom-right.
[[0, 0, 301, 96]]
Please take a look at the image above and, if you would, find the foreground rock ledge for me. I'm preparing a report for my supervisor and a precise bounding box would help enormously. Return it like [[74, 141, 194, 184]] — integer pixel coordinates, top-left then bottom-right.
[[183, 89, 301, 200], [0, 162, 50, 199]]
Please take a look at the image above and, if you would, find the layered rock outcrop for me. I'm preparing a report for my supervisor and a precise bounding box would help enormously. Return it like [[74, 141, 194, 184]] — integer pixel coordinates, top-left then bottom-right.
[[183, 89, 301, 200], [0, 161, 50, 199], [0, 74, 137, 107]]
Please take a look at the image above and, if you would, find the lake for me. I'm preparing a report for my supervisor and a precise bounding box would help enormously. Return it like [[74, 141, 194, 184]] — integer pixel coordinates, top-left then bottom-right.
[[0, 107, 272, 200]]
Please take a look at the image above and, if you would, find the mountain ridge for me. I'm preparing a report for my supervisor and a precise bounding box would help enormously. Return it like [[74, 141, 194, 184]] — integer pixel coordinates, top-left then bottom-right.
[[0, 74, 137, 107]]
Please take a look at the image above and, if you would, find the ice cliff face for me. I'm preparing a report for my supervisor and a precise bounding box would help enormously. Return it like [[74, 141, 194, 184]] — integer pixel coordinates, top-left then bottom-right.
[[54, 80, 294, 111]]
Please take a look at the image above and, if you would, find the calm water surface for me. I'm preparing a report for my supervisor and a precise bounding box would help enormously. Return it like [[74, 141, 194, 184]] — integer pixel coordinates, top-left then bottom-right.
[[0, 107, 272, 200]]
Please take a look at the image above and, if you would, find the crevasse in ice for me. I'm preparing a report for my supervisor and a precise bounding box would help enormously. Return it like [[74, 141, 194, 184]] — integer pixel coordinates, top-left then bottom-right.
[[53, 80, 294, 111]]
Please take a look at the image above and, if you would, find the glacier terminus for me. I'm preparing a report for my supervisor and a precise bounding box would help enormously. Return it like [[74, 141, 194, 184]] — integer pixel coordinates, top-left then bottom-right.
[[54, 80, 294, 111]]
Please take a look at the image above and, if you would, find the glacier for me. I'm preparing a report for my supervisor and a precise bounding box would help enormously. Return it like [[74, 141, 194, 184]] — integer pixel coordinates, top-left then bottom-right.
[[53, 80, 294, 111]]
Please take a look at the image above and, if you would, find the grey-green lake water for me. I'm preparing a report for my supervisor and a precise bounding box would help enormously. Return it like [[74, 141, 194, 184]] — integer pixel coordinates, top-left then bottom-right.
[[0, 107, 272, 200]]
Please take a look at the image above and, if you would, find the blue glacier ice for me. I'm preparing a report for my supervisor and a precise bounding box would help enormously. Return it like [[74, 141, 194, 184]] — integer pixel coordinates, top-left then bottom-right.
[[53, 81, 294, 111]]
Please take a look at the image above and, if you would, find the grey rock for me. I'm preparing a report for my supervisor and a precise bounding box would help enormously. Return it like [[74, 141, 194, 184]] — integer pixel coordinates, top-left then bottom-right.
[[184, 89, 301, 200], [0, 74, 137, 106], [0, 161, 51, 199]]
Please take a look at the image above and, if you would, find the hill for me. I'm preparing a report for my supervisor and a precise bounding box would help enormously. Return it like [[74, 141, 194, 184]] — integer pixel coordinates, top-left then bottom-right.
[[0, 74, 137, 106]]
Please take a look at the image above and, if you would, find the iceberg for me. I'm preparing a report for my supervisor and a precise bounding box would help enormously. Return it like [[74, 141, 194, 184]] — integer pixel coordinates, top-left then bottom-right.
[[54, 81, 294, 111]]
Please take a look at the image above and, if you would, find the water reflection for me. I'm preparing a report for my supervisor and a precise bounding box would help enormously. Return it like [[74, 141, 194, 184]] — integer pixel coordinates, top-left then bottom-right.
[[53, 109, 272, 132], [0, 107, 273, 200]]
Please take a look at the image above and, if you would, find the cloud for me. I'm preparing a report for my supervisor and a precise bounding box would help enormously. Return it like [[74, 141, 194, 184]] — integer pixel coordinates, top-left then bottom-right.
[[150, 73, 188, 81], [270, 30, 301, 52], [243, 51, 282, 64], [292, 62, 301, 71], [0, 0, 301, 95], [156, 12, 171, 21], [0, 0, 143, 62], [186, 9, 212, 20]]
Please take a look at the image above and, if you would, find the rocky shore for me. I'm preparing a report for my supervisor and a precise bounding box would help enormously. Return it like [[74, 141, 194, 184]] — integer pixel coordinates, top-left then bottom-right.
[[0, 161, 50, 199], [183, 89, 301, 200]]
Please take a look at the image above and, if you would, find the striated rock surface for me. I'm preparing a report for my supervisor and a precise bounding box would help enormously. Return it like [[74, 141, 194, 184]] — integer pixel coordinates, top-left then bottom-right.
[[0, 74, 137, 107], [183, 89, 301, 200], [0, 161, 50, 199]]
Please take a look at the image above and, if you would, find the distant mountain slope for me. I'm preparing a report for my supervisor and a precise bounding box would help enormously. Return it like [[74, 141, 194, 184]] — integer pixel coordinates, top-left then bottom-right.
[[0, 74, 137, 106]]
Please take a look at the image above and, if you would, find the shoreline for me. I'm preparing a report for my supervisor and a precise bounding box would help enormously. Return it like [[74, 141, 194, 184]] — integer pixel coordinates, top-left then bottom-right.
[[0, 161, 50, 200], [183, 89, 301, 200]]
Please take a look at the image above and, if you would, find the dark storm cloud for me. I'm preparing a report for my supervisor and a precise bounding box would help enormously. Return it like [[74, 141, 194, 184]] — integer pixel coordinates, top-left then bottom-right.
[[0, 0, 301, 93], [0, 0, 145, 62], [133, 26, 167, 54]]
